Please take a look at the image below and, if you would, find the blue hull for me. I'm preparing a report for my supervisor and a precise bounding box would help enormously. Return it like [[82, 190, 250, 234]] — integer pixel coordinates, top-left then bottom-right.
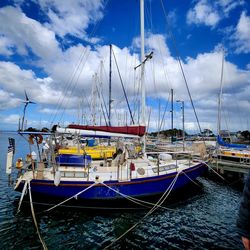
[[17, 164, 207, 208]]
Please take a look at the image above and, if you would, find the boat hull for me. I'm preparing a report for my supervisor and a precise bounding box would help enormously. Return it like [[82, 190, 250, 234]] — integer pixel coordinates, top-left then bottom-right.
[[16, 163, 207, 209]]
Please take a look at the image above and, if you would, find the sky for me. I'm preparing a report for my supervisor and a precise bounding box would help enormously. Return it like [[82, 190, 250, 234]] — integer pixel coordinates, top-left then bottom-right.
[[0, 0, 249, 134]]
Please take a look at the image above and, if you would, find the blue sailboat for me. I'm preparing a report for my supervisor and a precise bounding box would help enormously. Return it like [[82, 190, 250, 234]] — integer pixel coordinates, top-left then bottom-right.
[[10, 0, 207, 210]]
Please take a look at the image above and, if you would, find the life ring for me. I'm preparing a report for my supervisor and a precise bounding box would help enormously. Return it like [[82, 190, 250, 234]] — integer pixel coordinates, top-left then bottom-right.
[[28, 134, 43, 144], [137, 168, 145, 175]]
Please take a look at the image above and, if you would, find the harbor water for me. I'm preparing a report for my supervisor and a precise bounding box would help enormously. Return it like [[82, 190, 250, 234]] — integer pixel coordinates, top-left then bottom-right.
[[0, 133, 244, 249]]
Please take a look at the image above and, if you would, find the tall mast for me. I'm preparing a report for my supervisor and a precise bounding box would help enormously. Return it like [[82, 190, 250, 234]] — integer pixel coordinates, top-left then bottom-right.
[[217, 49, 224, 137], [140, 0, 146, 154], [140, 0, 145, 126], [109, 44, 112, 126], [171, 88, 174, 143]]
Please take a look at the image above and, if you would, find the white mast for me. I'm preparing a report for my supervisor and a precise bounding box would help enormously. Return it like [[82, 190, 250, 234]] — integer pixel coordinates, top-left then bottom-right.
[[140, 0, 145, 126], [217, 49, 224, 137], [140, 0, 146, 154]]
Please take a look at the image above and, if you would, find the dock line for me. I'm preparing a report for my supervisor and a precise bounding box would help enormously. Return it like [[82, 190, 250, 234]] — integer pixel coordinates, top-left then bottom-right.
[[28, 181, 48, 250], [43, 181, 98, 213], [103, 171, 181, 249]]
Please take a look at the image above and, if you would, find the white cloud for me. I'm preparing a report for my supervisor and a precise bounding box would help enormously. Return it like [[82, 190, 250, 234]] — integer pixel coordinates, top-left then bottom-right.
[[186, 0, 245, 28], [0, 6, 61, 60], [1, 40, 250, 132], [0, 35, 15, 56], [231, 11, 250, 54], [0, 3, 249, 132], [37, 0, 103, 41], [132, 33, 170, 57], [2, 114, 20, 125], [0, 61, 75, 110], [187, 0, 220, 28], [216, 0, 245, 16], [0, 90, 21, 110], [143, 45, 250, 132]]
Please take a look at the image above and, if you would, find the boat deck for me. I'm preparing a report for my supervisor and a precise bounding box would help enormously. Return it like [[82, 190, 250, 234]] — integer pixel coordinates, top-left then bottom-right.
[[17, 158, 198, 183]]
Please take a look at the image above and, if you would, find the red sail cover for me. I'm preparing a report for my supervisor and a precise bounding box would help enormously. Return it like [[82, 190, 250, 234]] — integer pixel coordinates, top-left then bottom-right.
[[68, 124, 146, 136]]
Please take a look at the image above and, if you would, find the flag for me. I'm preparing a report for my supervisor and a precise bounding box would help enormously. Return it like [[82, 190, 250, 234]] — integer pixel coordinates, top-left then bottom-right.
[[8, 137, 15, 154], [6, 137, 15, 175]]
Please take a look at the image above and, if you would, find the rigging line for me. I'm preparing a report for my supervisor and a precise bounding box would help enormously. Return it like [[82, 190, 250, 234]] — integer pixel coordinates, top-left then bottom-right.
[[217, 48, 224, 136], [235, 99, 244, 131], [160, 0, 207, 149], [28, 181, 48, 250], [221, 106, 231, 141], [49, 43, 92, 125], [145, 1, 173, 93], [145, 0, 174, 105], [198, 160, 226, 182], [17, 180, 28, 213], [148, 0, 153, 30], [132, 67, 140, 122], [101, 182, 175, 211], [133, 56, 138, 118], [50, 57, 83, 124], [144, 0, 153, 36], [181, 171, 202, 188], [112, 48, 135, 124], [149, 171, 180, 212], [81, 65, 102, 124], [146, 107, 152, 133], [101, 57, 114, 116], [96, 85, 108, 126], [42, 182, 98, 213], [50, 0, 111, 125], [159, 93, 171, 132], [104, 171, 181, 250], [57, 48, 93, 124], [101, 183, 151, 209], [98, 61, 108, 116], [126, 54, 136, 118], [61, 3, 111, 124], [100, 87, 109, 120]]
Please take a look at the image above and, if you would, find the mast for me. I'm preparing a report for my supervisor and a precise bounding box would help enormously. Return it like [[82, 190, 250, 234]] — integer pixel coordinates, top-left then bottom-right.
[[182, 101, 185, 151], [171, 88, 174, 143], [109, 44, 112, 126], [217, 49, 224, 137], [140, 0, 145, 126], [91, 74, 97, 125], [140, 0, 146, 153]]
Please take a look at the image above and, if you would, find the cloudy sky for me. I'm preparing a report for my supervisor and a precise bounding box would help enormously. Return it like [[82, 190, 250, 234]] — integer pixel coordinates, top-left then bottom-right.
[[0, 0, 249, 134]]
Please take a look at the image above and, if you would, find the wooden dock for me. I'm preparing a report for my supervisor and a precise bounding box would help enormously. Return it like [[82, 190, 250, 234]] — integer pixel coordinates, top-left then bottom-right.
[[211, 159, 250, 174]]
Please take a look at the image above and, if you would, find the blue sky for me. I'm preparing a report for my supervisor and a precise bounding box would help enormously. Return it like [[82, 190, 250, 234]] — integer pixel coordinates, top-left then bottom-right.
[[0, 0, 249, 133]]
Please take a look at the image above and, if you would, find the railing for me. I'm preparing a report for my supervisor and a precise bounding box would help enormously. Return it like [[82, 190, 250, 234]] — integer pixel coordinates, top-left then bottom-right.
[[20, 151, 195, 182]]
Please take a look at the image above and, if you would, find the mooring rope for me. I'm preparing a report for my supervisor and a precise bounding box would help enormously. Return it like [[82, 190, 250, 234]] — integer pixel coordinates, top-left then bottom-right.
[[197, 160, 226, 181], [148, 171, 181, 214], [101, 182, 175, 211], [103, 171, 181, 249], [28, 181, 48, 250], [17, 180, 28, 213], [43, 182, 98, 213], [181, 171, 202, 188]]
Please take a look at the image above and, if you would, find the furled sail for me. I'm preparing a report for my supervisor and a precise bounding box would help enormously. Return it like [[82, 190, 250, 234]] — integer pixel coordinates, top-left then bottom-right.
[[68, 124, 146, 136], [217, 135, 248, 149]]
